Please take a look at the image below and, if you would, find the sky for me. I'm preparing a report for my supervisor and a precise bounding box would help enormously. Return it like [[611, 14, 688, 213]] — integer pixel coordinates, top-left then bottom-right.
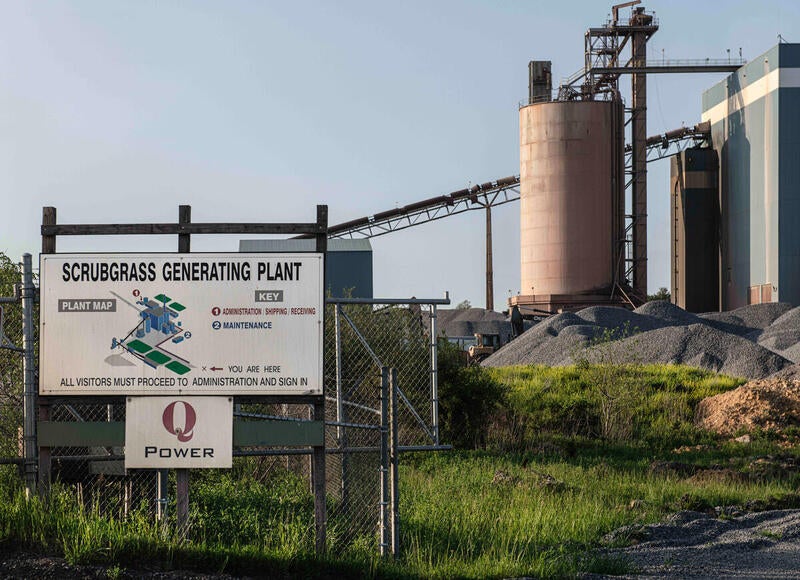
[[2, 0, 799, 310]]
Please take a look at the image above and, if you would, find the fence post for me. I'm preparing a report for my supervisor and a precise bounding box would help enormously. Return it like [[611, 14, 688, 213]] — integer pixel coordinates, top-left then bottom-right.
[[389, 367, 400, 557], [430, 304, 439, 446], [379, 366, 390, 557], [312, 204, 328, 554], [21, 254, 37, 498], [312, 400, 326, 554], [175, 204, 191, 533], [38, 207, 56, 496], [176, 469, 189, 535], [156, 470, 168, 521], [335, 303, 349, 512]]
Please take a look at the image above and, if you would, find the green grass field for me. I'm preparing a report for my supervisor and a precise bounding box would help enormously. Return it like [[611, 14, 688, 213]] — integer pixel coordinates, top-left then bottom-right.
[[2, 364, 798, 578]]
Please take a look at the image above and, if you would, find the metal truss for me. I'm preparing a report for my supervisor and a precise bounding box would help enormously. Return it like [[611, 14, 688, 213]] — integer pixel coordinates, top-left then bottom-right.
[[327, 176, 520, 239], [328, 118, 707, 242], [623, 121, 711, 179]]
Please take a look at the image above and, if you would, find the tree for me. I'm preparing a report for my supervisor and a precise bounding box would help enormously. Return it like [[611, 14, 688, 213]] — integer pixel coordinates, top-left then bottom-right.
[[647, 287, 671, 302], [0, 253, 22, 458], [455, 299, 472, 310]]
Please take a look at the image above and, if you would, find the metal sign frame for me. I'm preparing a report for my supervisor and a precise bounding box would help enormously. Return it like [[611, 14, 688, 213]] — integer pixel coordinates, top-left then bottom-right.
[[37, 204, 328, 553], [39, 252, 324, 396]]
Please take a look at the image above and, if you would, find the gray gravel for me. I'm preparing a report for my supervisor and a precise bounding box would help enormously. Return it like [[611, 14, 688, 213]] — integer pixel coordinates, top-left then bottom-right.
[[590, 323, 788, 378], [754, 306, 800, 363], [478, 313, 597, 367], [634, 301, 704, 326], [482, 302, 794, 379], [699, 302, 794, 338], [588, 509, 800, 579], [575, 306, 666, 332]]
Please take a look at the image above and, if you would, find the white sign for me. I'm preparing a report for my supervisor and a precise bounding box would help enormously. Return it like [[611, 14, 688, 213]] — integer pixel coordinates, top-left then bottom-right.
[[39, 253, 323, 395], [125, 396, 232, 469]]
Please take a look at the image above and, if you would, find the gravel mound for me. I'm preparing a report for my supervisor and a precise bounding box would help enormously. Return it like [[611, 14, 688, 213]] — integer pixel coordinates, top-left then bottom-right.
[[483, 302, 795, 379], [634, 300, 703, 326], [727, 302, 793, 330], [768, 363, 800, 381], [590, 324, 789, 379], [575, 306, 664, 333], [779, 344, 800, 363], [699, 303, 794, 338], [695, 378, 800, 435], [592, 510, 800, 579], [482, 322, 599, 367], [755, 307, 800, 362]]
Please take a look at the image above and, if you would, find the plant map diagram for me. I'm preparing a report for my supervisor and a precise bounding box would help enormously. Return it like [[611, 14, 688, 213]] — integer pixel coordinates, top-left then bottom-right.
[[110, 291, 193, 376]]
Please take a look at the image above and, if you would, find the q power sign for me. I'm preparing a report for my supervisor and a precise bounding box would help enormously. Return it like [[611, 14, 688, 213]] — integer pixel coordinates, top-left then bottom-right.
[[125, 397, 232, 469], [39, 253, 323, 396]]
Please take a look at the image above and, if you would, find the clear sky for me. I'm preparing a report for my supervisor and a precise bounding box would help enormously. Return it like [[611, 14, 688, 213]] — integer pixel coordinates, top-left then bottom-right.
[[2, 1, 798, 309]]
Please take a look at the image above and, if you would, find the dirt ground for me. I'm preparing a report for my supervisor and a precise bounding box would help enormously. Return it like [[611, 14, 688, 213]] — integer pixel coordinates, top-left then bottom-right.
[[0, 549, 243, 580], [695, 376, 800, 436]]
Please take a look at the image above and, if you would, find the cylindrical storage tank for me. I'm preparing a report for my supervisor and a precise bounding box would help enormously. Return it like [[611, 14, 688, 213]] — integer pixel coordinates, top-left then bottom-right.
[[520, 100, 623, 298]]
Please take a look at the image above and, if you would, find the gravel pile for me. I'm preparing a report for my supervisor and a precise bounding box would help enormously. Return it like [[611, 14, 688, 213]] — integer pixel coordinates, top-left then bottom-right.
[[699, 302, 793, 338], [591, 323, 788, 378], [754, 307, 800, 363], [591, 510, 800, 579], [480, 312, 598, 367], [483, 301, 795, 379], [575, 305, 666, 332], [634, 300, 703, 326]]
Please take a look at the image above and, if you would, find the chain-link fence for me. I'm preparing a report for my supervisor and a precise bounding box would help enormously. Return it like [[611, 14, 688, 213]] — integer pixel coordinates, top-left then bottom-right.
[[47, 401, 157, 518], [1, 285, 446, 556], [324, 300, 444, 551], [0, 258, 24, 486]]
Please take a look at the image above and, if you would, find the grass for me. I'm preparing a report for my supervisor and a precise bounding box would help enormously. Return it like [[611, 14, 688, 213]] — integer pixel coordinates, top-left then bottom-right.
[[1, 363, 798, 578], [398, 446, 797, 578], [487, 364, 744, 448]]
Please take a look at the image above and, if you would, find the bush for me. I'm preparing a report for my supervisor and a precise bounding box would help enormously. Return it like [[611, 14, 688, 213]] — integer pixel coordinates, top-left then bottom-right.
[[0, 253, 23, 458], [437, 341, 506, 449]]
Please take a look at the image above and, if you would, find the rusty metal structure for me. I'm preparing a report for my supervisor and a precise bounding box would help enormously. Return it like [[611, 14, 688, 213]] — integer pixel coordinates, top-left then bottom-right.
[[310, 2, 743, 314], [310, 177, 521, 311], [510, 1, 742, 314]]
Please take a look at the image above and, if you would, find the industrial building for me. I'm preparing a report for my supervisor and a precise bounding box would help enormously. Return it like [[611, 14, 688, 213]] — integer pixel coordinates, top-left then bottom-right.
[[311, 3, 800, 318], [670, 147, 719, 313], [700, 44, 800, 310], [510, 2, 741, 315], [240, 239, 374, 299]]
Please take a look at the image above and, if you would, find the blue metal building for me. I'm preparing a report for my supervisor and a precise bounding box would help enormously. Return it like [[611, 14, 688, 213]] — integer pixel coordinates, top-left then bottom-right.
[[702, 44, 800, 309], [239, 239, 373, 299]]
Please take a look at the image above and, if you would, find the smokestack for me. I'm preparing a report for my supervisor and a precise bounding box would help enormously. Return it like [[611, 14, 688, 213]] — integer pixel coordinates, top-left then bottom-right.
[[528, 61, 552, 104]]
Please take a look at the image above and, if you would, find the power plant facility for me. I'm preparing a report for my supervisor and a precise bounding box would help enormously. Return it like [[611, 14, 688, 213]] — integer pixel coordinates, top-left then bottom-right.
[[315, 1, 798, 318], [701, 44, 800, 311]]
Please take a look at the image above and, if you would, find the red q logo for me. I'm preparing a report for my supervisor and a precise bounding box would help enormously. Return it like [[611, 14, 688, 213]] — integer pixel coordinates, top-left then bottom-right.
[[162, 401, 196, 443]]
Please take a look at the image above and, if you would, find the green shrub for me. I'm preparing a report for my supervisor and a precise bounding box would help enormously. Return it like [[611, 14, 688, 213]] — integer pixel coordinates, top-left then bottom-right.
[[437, 341, 506, 449]]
